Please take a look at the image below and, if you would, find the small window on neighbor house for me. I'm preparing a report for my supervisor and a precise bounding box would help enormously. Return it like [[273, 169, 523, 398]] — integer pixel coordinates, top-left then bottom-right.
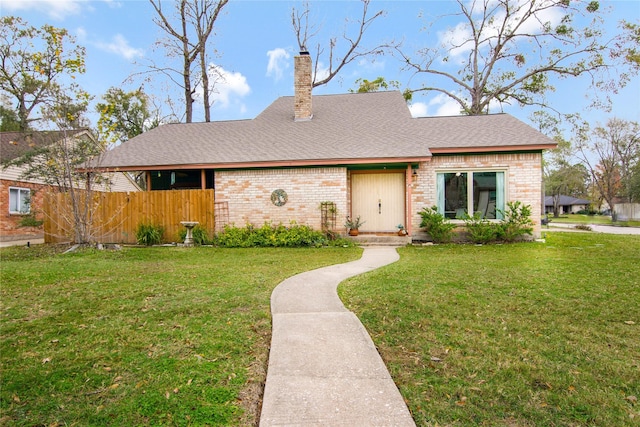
[[437, 171, 505, 219], [9, 187, 31, 214]]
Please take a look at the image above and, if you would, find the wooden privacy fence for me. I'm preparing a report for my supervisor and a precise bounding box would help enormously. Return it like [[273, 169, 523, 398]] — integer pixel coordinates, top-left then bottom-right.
[[44, 189, 215, 244]]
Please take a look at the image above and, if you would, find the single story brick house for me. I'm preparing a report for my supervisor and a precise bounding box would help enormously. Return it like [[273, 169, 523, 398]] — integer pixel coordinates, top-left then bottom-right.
[[544, 195, 591, 215], [92, 52, 556, 240], [1, 129, 140, 242]]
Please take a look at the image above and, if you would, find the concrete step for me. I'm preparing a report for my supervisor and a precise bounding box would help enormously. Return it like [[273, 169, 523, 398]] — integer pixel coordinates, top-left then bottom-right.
[[346, 234, 411, 246]]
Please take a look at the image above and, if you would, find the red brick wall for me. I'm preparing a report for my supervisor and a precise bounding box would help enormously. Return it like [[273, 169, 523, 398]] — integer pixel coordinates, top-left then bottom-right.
[[213, 155, 544, 239], [0, 179, 46, 241], [215, 167, 348, 230], [411, 153, 544, 238]]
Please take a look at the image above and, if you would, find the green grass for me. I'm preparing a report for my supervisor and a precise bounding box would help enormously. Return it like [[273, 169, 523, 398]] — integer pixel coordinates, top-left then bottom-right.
[[0, 245, 361, 426], [339, 233, 640, 426], [549, 214, 640, 227], [3, 235, 639, 426]]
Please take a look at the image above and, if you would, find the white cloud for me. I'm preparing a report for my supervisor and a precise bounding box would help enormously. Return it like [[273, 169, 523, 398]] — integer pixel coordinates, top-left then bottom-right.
[[266, 48, 290, 81], [76, 27, 87, 41], [410, 94, 464, 118], [428, 93, 464, 116], [437, 21, 474, 60], [409, 102, 428, 118], [357, 58, 385, 70], [424, 92, 505, 115], [438, 0, 565, 61], [95, 34, 144, 60], [206, 64, 251, 109], [313, 61, 330, 84], [1, 0, 82, 19], [102, 0, 123, 9]]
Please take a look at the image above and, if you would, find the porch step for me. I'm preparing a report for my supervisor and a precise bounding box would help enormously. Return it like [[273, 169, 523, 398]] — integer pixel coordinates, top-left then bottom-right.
[[346, 234, 412, 246]]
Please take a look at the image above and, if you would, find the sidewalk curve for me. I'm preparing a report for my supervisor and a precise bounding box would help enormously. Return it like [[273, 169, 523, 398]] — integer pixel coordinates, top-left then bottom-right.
[[260, 246, 416, 426]]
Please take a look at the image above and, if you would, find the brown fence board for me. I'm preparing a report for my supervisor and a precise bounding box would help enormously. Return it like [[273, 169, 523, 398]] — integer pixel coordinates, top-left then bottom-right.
[[43, 189, 215, 244]]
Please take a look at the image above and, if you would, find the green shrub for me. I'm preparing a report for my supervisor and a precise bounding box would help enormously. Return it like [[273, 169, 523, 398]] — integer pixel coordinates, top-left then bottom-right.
[[463, 212, 501, 244], [214, 224, 254, 248], [18, 214, 43, 228], [419, 206, 456, 243], [574, 224, 592, 231], [178, 224, 211, 245], [135, 222, 165, 246], [213, 222, 339, 248], [498, 201, 534, 242]]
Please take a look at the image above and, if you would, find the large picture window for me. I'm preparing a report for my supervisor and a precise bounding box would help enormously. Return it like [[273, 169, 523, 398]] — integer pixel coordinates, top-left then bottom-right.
[[437, 171, 505, 219], [9, 187, 31, 214]]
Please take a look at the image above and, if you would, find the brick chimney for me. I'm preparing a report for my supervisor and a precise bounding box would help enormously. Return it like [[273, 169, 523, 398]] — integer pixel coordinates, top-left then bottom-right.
[[294, 51, 312, 121]]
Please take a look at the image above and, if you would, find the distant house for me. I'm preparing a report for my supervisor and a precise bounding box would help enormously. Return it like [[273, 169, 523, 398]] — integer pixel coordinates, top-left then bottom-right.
[[92, 52, 556, 240], [0, 129, 140, 242], [544, 195, 591, 215]]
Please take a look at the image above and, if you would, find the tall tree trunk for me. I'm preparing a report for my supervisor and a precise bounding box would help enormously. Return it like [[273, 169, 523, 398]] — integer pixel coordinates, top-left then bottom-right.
[[200, 48, 210, 122]]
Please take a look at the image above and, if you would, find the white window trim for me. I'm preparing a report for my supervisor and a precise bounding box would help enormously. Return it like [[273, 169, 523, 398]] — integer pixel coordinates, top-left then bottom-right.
[[9, 186, 31, 215], [436, 168, 508, 221]]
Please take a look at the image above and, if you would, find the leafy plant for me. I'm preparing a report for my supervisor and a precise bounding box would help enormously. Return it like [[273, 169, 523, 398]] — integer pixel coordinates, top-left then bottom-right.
[[418, 206, 456, 243], [177, 224, 211, 245], [344, 215, 365, 230], [462, 212, 501, 244], [397, 224, 407, 235], [574, 224, 592, 231], [135, 222, 164, 246], [18, 213, 44, 228], [498, 201, 534, 242], [213, 222, 354, 248]]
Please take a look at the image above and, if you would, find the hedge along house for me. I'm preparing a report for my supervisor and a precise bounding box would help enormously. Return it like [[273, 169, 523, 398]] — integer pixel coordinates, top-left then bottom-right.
[[93, 52, 556, 240]]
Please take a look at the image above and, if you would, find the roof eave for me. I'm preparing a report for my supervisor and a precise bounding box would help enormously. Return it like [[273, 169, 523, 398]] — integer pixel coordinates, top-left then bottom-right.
[[88, 156, 433, 173], [429, 144, 557, 154]]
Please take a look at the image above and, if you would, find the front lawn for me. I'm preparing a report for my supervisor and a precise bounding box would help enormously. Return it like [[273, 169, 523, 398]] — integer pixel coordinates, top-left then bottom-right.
[[547, 214, 612, 224], [2, 234, 639, 426], [340, 233, 640, 426], [549, 214, 640, 227], [0, 245, 361, 426]]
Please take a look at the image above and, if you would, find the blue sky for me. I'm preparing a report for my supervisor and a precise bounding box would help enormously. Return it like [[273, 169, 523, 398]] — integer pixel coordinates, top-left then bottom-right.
[[1, 0, 638, 131]]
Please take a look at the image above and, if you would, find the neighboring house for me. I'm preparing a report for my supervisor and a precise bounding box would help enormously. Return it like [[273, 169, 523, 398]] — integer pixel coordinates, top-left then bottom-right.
[[544, 195, 591, 215], [1, 129, 140, 242], [92, 52, 556, 240]]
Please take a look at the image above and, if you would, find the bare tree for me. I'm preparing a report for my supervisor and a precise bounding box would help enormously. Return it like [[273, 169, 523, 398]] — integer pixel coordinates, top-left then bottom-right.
[[575, 118, 640, 220], [395, 0, 633, 116], [149, 0, 228, 123], [186, 0, 228, 122], [291, 0, 391, 88], [4, 87, 108, 244]]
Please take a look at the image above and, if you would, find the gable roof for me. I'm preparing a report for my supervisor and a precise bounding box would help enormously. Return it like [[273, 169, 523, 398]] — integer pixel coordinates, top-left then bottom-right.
[[94, 91, 556, 171], [1, 129, 141, 192], [1, 129, 88, 163], [544, 195, 591, 206], [412, 114, 558, 153]]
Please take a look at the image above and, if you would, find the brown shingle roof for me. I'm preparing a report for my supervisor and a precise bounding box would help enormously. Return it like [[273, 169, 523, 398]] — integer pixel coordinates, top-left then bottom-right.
[[0, 129, 87, 163], [95, 91, 555, 170], [411, 113, 556, 152]]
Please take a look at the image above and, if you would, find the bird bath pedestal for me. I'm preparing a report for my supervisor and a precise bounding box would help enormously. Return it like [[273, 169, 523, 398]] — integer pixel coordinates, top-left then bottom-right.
[[180, 221, 199, 247]]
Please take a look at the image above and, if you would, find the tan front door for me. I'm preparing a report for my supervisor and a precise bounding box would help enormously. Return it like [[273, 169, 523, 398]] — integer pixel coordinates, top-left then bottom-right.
[[351, 172, 405, 232]]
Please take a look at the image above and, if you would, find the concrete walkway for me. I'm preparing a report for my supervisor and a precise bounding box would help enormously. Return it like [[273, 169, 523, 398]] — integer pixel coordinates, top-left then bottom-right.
[[259, 246, 415, 426], [0, 238, 45, 248]]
